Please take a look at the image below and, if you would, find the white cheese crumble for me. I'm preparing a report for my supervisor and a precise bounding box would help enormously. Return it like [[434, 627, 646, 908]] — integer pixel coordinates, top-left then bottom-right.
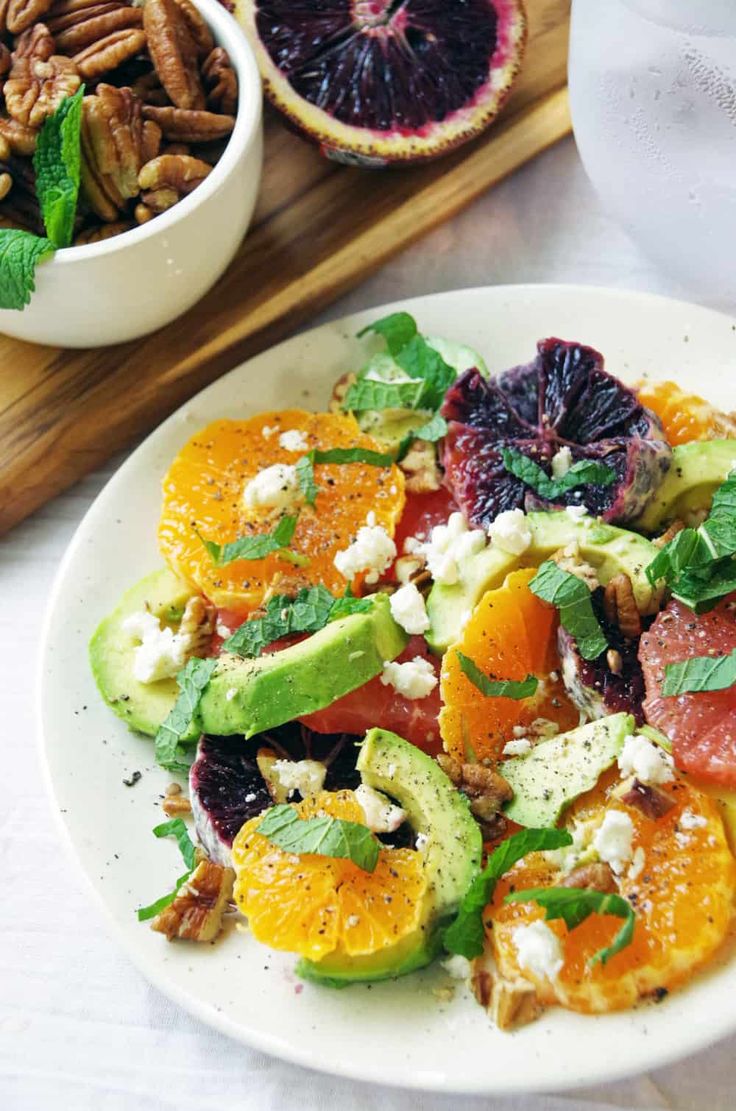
[[354, 783, 406, 833], [243, 463, 302, 513], [333, 515, 396, 584], [565, 504, 588, 522], [414, 511, 486, 586], [502, 737, 533, 757], [628, 845, 646, 882], [261, 424, 276, 439], [415, 832, 429, 852], [380, 656, 438, 700], [618, 733, 675, 786], [123, 610, 192, 684], [551, 446, 573, 479], [441, 954, 471, 980], [488, 508, 532, 556], [513, 920, 564, 980], [593, 810, 635, 875], [278, 428, 309, 453], [389, 581, 430, 635], [270, 759, 326, 799], [680, 808, 708, 830]]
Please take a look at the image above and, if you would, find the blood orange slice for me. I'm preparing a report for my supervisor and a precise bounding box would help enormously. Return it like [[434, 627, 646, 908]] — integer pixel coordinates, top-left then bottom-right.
[[158, 410, 405, 615], [639, 595, 736, 788], [439, 568, 578, 764], [491, 778, 736, 1013]]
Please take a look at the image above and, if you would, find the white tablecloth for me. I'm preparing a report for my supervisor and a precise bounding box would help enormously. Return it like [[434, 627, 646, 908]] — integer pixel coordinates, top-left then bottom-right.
[[3, 136, 734, 1111]]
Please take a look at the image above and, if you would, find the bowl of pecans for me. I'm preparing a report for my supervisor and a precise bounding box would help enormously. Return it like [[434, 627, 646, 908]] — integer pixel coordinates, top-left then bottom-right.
[[0, 0, 262, 347]]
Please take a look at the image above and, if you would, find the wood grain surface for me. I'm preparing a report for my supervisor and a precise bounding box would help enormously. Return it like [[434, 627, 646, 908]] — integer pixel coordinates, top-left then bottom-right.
[[0, 0, 571, 535]]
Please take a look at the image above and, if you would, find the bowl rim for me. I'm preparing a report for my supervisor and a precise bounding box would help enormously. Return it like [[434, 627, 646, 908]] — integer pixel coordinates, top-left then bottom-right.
[[50, 0, 262, 267]]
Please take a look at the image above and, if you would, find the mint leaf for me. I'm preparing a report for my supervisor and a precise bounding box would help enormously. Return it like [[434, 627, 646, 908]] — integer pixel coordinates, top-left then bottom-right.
[[702, 470, 736, 558], [153, 817, 197, 871], [442, 827, 572, 958], [501, 447, 616, 501], [257, 804, 380, 872], [295, 447, 394, 507], [198, 515, 308, 567], [154, 656, 217, 774], [456, 651, 538, 700], [397, 412, 448, 462], [662, 647, 736, 695], [505, 886, 635, 967], [673, 559, 736, 611], [137, 869, 191, 922], [357, 311, 417, 355], [224, 585, 374, 657], [342, 377, 428, 413], [0, 230, 54, 309], [295, 453, 319, 507], [646, 527, 710, 588], [395, 334, 456, 410], [34, 85, 84, 249], [530, 561, 608, 661]]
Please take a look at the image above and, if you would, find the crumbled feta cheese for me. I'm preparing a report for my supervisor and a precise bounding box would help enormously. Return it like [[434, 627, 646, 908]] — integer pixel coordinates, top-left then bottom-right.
[[270, 759, 327, 799], [333, 517, 396, 584], [278, 428, 309, 453], [513, 920, 564, 980], [225, 687, 237, 701], [415, 832, 429, 852], [261, 425, 276, 439], [380, 656, 438, 700], [618, 733, 674, 786], [243, 463, 302, 513], [502, 737, 533, 757], [551, 446, 573, 479], [413, 512, 486, 586], [680, 808, 708, 830], [565, 504, 588, 522], [354, 783, 406, 833], [346, 915, 361, 928], [628, 846, 646, 882], [488, 508, 532, 556], [593, 810, 635, 875], [216, 621, 231, 639], [244, 792, 257, 803], [389, 581, 430, 635], [123, 609, 192, 684], [441, 954, 471, 980]]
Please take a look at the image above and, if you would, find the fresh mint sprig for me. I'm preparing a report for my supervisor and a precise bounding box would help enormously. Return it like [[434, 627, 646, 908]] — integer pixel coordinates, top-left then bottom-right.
[[137, 818, 199, 921], [504, 886, 636, 967], [257, 804, 380, 872], [197, 515, 309, 567], [223, 584, 373, 658], [662, 647, 736, 695], [0, 87, 85, 309], [501, 447, 616, 501], [154, 656, 217, 775], [456, 651, 538, 700], [295, 447, 394, 507], [530, 560, 608, 661]]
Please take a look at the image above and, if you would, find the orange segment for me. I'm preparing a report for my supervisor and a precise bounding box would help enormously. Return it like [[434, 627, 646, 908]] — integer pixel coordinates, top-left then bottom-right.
[[231, 789, 426, 962], [158, 410, 405, 615], [637, 380, 736, 446], [491, 778, 736, 1013], [439, 568, 578, 763]]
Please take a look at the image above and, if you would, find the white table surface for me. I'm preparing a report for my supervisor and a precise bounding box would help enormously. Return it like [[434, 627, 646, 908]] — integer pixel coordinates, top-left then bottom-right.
[[3, 135, 735, 1111]]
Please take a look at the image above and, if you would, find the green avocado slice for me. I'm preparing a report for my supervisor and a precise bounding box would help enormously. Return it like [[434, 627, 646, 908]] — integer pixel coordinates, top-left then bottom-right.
[[426, 511, 660, 654], [503, 713, 634, 828], [198, 595, 408, 738], [89, 567, 196, 736], [297, 728, 483, 985], [635, 439, 736, 532]]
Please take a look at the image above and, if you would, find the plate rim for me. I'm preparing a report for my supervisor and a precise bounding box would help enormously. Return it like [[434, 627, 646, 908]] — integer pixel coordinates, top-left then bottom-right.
[[37, 282, 736, 1095]]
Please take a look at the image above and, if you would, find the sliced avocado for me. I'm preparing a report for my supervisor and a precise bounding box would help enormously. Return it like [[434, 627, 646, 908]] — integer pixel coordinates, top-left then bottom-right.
[[635, 439, 736, 532], [198, 595, 408, 738], [426, 511, 660, 654], [424, 335, 489, 379], [297, 727, 482, 985], [503, 713, 634, 828], [89, 568, 195, 736]]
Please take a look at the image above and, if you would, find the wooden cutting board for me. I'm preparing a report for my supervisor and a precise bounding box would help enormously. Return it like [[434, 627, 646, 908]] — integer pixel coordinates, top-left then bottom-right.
[[0, 0, 571, 535]]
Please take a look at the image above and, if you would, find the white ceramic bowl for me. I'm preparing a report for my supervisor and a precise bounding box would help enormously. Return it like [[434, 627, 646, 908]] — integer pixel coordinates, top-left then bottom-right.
[[0, 0, 263, 348]]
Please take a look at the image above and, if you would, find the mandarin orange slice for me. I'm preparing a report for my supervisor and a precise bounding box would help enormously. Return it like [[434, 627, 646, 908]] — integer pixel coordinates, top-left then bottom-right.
[[158, 410, 405, 615], [637, 380, 736, 446], [439, 568, 578, 764], [231, 789, 427, 962], [490, 777, 736, 1013]]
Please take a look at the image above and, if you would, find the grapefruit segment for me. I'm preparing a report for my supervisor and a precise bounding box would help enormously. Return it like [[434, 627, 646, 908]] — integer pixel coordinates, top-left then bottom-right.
[[158, 410, 405, 615]]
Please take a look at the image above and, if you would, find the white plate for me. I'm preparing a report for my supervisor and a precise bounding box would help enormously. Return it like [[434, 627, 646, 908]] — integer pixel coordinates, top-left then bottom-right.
[[39, 284, 736, 1095]]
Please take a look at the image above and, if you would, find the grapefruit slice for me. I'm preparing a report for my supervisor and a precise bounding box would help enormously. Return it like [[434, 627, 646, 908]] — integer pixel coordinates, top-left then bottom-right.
[[237, 0, 527, 165], [639, 595, 736, 788], [491, 778, 736, 1013]]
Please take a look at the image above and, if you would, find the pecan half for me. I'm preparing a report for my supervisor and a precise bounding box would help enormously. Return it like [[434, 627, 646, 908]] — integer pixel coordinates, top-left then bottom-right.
[[151, 860, 234, 941], [400, 440, 442, 494], [74, 218, 132, 243], [5, 52, 81, 128], [138, 150, 210, 196], [73, 27, 147, 79], [47, 1, 121, 34], [173, 0, 212, 56], [603, 572, 642, 639], [80, 83, 157, 217], [142, 103, 233, 142], [552, 542, 599, 591], [0, 42, 11, 77], [202, 45, 236, 114], [162, 793, 192, 816], [7, 0, 52, 35], [0, 116, 37, 155], [620, 778, 674, 820], [561, 862, 616, 893], [437, 755, 513, 825], [653, 518, 685, 549], [55, 5, 143, 52], [12, 21, 54, 59], [144, 0, 204, 110], [490, 975, 542, 1031]]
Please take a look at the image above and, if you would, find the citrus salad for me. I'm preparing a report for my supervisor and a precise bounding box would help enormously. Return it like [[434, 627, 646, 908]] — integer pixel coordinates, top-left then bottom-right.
[[90, 313, 736, 1029]]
